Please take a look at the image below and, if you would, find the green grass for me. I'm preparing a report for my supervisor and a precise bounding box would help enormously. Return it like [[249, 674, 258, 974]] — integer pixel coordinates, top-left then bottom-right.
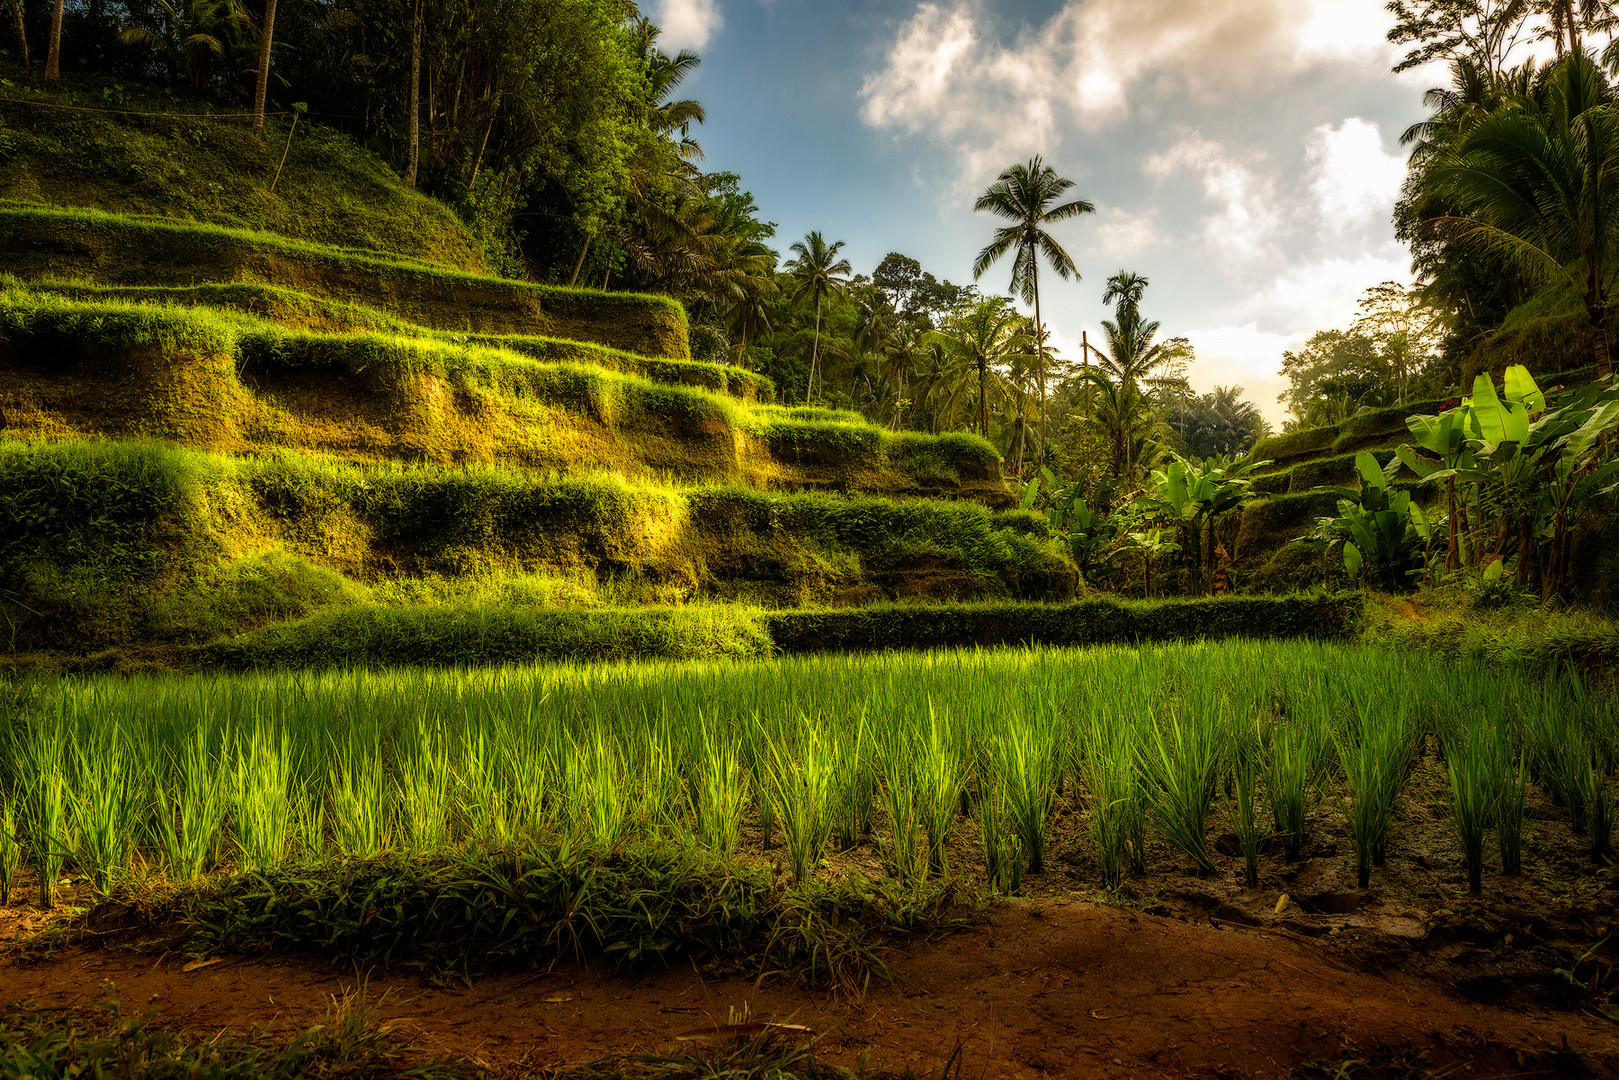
[[4, 639, 1606, 921], [0, 989, 476, 1080], [0, 203, 691, 359], [0, 287, 998, 497], [14, 277, 776, 402], [0, 438, 1066, 654], [0, 65, 487, 271]]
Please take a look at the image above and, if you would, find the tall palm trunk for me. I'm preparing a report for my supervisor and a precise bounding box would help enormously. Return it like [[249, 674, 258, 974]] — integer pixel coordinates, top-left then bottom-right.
[[807, 293, 822, 404], [9, 0, 27, 67], [403, 0, 422, 188], [43, 0, 62, 82], [977, 352, 989, 439], [252, 0, 278, 133], [1032, 270, 1046, 464]]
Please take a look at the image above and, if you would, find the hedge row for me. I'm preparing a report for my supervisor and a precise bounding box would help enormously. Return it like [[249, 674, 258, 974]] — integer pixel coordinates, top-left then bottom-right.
[[189, 594, 1365, 669]]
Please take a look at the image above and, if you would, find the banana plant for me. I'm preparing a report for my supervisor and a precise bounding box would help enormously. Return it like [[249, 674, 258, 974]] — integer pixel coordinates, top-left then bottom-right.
[[1021, 468, 1120, 586], [1310, 452, 1421, 591], [1143, 455, 1270, 596], [1114, 527, 1179, 598], [1396, 366, 1619, 599]]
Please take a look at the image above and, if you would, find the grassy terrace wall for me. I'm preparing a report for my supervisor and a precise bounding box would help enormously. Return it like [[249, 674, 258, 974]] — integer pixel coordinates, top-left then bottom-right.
[[0, 439, 1070, 654], [0, 204, 690, 359], [0, 291, 992, 494], [16, 280, 774, 402]]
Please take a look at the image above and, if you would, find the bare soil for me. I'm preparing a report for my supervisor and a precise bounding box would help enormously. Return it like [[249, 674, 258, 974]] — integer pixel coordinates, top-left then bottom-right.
[[2, 897, 1616, 1079]]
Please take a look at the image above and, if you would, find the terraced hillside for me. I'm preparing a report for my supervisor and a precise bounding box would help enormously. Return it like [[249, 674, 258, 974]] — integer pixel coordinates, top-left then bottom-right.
[[1231, 363, 1615, 597], [0, 200, 1083, 665]]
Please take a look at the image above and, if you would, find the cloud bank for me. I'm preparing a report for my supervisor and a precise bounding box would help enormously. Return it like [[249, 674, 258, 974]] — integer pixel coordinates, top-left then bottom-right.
[[655, 0, 722, 50]]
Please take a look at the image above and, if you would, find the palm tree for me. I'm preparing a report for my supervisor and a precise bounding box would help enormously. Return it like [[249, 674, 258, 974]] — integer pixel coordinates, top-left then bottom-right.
[[936, 295, 1027, 441], [882, 321, 925, 428], [1426, 50, 1619, 376], [972, 156, 1094, 457], [784, 232, 852, 403], [1095, 272, 1192, 399], [252, 0, 278, 132], [43, 0, 62, 81], [9, 0, 29, 67]]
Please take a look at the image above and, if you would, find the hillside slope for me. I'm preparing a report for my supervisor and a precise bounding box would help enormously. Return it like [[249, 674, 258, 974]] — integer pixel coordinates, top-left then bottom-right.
[[0, 87, 1085, 667], [0, 70, 486, 271]]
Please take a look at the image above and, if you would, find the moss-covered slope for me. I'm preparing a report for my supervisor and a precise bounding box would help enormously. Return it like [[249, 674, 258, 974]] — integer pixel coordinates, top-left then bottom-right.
[[0, 83, 486, 271], [0, 205, 692, 359], [0, 439, 1073, 654]]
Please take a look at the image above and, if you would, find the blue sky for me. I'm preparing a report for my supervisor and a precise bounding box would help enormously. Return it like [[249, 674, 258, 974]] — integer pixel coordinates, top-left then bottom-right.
[[651, 0, 1450, 424]]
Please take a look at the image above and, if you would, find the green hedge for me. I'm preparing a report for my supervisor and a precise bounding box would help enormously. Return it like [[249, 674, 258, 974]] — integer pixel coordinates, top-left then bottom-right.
[[763, 594, 1364, 653], [196, 604, 774, 669]]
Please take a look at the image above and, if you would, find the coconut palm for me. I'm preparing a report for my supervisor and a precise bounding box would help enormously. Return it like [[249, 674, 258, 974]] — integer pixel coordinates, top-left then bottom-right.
[[43, 0, 62, 80], [1426, 50, 1619, 376], [784, 232, 852, 403], [972, 156, 1094, 457], [252, 0, 278, 132], [1096, 272, 1193, 400], [936, 295, 1029, 441]]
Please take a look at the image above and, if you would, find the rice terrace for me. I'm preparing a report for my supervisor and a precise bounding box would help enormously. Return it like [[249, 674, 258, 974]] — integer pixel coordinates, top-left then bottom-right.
[[5, 1, 1619, 1078]]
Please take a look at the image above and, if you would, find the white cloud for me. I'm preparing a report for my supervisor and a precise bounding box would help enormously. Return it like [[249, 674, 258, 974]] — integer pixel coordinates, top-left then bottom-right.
[[1089, 207, 1168, 260], [1304, 118, 1407, 236], [655, 0, 722, 50], [1144, 133, 1283, 269], [860, 0, 1399, 177]]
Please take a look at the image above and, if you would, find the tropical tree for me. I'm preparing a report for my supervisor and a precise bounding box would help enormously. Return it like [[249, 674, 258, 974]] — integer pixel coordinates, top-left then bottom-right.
[[1094, 272, 1192, 401], [1172, 386, 1273, 459], [972, 156, 1094, 459], [252, 0, 278, 132], [10, 0, 29, 67], [935, 295, 1028, 441], [1425, 50, 1619, 376], [43, 0, 62, 81], [784, 231, 852, 403]]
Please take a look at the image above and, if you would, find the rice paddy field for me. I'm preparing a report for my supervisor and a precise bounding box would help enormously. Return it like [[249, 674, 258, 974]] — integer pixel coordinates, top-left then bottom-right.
[[1, 639, 1612, 910]]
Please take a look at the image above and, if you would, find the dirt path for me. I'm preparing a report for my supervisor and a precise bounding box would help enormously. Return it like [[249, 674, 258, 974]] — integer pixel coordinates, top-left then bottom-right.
[[3, 899, 1614, 1078]]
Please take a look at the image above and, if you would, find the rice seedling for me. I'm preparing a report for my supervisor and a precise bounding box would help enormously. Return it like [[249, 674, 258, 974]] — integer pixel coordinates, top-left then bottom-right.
[[0, 639, 1605, 912], [1226, 731, 1263, 889], [1333, 690, 1415, 890], [562, 729, 627, 848], [760, 717, 835, 885], [1262, 700, 1330, 861], [151, 724, 228, 882], [993, 703, 1062, 875], [1498, 746, 1528, 876], [227, 722, 294, 871], [876, 735, 927, 886], [0, 796, 17, 906], [1444, 720, 1498, 895], [14, 718, 70, 907], [915, 708, 966, 877], [828, 712, 875, 854], [395, 722, 453, 853], [1077, 711, 1137, 890], [457, 723, 512, 848], [977, 772, 1024, 895], [689, 719, 745, 855], [69, 720, 135, 893], [1137, 702, 1223, 875], [329, 742, 390, 859]]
